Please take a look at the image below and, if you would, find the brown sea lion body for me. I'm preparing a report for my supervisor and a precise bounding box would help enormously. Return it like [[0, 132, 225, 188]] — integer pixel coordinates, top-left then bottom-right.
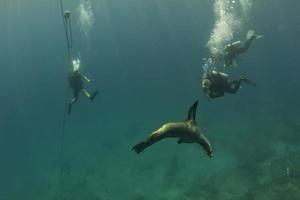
[[132, 101, 213, 157]]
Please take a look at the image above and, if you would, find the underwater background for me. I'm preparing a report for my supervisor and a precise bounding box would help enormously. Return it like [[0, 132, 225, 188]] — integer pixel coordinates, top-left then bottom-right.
[[0, 0, 300, 199]]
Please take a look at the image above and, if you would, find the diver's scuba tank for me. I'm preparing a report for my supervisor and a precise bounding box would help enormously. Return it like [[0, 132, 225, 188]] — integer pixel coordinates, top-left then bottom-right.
[[224, 41, 242, 52], [231, 41, 242, 48]]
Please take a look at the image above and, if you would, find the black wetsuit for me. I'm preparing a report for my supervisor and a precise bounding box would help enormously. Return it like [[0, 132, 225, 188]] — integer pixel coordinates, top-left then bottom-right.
[[68, 71, 84, 99], [224, 36, 256, 67], [205, 72, 243, 98], [67, 71, 98, 114]]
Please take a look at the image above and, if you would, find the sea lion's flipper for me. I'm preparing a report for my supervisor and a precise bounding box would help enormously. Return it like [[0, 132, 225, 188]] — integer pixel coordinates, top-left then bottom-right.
[[132, 141, 150, 154], [132, 131, 164, 154], [186, 101, 199, 124]]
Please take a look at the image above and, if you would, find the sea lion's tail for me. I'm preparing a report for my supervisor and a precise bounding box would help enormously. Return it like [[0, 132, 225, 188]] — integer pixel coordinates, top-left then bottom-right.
[[132, 141, 151, 154]]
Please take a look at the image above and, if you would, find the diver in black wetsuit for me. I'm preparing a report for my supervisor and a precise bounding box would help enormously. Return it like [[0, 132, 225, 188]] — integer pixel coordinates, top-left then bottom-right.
[[224, 30, 262, 67], [67, 59, 98, 114], [202, 70, 256, 99]]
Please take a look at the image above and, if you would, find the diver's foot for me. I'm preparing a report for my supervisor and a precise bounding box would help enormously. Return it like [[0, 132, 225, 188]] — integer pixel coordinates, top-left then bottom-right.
[[67, 103, 72, 115], [89, 91, 99, 102], [239, 75, 247, 80], [240, 75, 256, 87]]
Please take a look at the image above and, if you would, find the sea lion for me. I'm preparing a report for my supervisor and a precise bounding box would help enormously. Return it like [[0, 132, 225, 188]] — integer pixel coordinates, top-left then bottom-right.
[[132, 101, 213, 157]]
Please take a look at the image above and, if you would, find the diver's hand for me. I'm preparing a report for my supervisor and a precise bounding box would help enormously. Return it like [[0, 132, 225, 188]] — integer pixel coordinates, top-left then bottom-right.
[[205, 94, 211, 102], [84, 77, 91, 82]]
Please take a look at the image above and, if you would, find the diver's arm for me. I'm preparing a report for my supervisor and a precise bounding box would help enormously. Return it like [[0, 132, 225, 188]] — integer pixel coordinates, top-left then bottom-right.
[[78, 72, 91, 82], [205, 90, 212, 101], [206, 94, 211, 101], [210, 92, 224, 98]]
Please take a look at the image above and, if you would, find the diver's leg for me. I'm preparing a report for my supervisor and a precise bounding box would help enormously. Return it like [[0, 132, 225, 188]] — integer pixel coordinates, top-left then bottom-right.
[[70, 97, 78, 104], [224, 53, 233, 67], [67, 103, 72, 115], [227, 75, 256, 94], [238, 37, 255, 54], [83, 89, 99, 101], [68, 91, 79, 114], [70, 90, 79, 104], [227, 80, 242, 94], [82, 89, 91, 99], [240, 76, 257, 87], [210, 92, 225, 98], [90, 91, 99, 101]]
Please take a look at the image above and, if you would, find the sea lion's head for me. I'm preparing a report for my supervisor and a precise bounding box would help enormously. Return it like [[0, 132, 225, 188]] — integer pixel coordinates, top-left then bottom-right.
[[199, 134, 213, 158]]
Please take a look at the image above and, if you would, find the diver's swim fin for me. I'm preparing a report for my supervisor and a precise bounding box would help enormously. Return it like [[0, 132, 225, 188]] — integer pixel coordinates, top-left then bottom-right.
[[243, 78, 256, 87], [247, 30, 263, 40], [255, 34, 264, 39], [90, 91, 99, 102]]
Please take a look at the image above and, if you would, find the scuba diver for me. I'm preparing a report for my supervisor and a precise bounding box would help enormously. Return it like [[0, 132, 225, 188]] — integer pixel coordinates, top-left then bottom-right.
[[67, 59, 98, 114], [224, 30, 263, 67], [202, 70, 256, 99]]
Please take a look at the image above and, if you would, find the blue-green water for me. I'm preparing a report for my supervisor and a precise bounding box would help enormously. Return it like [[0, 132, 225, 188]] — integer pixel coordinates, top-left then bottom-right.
[[0, 0, 300, 199]]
